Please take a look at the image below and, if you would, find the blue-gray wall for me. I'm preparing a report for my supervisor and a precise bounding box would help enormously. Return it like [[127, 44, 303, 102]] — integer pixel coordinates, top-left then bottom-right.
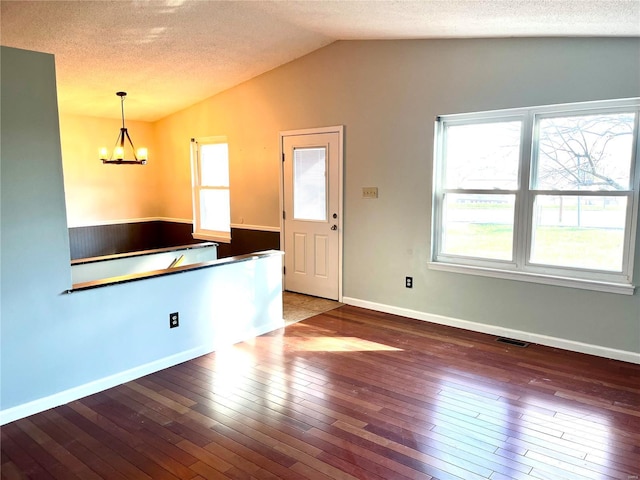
[[0, 46, 283, 422], [232, 38, 640, 358], [3, 37, 640, 422], [330, 39, 640, 358], [156, 37, 640, 359]]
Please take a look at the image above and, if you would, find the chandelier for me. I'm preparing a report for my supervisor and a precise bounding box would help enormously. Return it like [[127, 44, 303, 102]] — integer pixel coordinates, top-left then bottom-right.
[[99, 92, 148, 165]]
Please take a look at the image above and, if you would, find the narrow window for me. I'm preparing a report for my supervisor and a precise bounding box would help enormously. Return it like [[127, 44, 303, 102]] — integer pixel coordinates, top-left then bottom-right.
[[191, 137, 231, 242]]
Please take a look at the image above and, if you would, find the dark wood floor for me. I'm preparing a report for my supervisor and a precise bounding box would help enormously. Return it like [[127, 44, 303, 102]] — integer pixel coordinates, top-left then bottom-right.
[[2, 305, 640, 480]]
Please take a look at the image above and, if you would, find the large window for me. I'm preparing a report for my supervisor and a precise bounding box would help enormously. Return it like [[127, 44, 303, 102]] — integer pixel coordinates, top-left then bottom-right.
[[191, 136, 231, 242], [431, 99, 639, 294]]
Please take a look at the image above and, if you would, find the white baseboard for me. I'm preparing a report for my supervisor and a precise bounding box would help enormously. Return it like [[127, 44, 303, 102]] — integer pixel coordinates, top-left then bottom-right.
[[0, 346, 207, 426], [342, 297, 640, 365], [0, 315, 285, 426], [3, 301, 634, 426]]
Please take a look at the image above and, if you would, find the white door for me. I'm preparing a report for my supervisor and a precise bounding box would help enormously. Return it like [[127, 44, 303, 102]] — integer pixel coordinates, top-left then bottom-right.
[[281, 127, 343, 300]]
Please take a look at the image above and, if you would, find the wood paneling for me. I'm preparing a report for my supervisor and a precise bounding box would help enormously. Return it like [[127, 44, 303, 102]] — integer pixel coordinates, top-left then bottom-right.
[[68, 222, 280, 260], [2, 305, 639, 479], [215, 228, 280, 259], [68, 221, 200, 260]]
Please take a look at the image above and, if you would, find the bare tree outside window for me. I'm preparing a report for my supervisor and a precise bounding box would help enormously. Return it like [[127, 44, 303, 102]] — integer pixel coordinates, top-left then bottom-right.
[[536, 113, 634, 192]]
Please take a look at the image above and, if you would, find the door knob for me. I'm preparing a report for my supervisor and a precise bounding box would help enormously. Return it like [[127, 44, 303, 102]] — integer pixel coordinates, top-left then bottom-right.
[[331, 225, 337, 231]]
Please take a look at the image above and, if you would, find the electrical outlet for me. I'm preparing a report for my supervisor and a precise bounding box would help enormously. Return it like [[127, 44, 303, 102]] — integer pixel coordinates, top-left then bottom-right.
[[362, 187, 378, 199], [169, 312, 179, 328], [405, 276, 413, 288]]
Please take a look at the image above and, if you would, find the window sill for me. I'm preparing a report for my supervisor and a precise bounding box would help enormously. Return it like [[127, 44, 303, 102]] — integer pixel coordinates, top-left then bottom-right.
[[193, 232, 231, 244], [427, 262, 635, 295]]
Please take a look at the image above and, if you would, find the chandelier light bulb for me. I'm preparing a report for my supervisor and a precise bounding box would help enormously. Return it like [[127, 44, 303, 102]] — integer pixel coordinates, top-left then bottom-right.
[[137, 147, 148, 161]]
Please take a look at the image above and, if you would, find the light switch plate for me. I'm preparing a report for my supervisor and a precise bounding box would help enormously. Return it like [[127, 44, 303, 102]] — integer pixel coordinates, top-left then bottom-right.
[[362, 187, 378, 199]]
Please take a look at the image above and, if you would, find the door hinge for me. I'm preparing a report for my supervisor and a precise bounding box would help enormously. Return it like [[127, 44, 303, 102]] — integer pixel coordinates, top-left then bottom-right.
[[283, 211, 286, 220], [283, 266, 286, 275], [282, 152, 285, 162]]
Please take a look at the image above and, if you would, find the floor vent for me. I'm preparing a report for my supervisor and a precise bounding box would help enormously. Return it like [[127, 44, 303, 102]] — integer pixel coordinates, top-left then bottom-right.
[[496, 337, 529, 348]]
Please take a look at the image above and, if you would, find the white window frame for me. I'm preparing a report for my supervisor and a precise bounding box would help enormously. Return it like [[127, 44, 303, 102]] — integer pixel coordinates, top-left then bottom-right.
[[191, 136, 231, 243], [430, 98, 640, 295]]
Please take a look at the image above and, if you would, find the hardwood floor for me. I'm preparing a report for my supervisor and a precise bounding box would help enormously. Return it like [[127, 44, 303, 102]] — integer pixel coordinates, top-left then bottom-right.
[[2, 305, 639, 480]]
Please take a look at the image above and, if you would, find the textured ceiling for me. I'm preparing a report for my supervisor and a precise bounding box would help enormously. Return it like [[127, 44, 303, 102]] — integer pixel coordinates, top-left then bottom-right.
[[2, 0, 639, 122]]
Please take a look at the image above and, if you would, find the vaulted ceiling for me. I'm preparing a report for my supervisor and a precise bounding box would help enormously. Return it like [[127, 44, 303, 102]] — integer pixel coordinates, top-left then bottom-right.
[[2, 0, 639, 121]]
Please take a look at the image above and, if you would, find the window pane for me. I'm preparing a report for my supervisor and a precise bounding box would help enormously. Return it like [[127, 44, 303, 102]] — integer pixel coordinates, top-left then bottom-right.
[[200, 143, 229, 186], [200, 189, 230, 232], [534, 112, 635, 191], [441, 194, 515, 260], [444, 121, 521, 189], [530, 195, 626, 271], [293, 147, 327, 221]]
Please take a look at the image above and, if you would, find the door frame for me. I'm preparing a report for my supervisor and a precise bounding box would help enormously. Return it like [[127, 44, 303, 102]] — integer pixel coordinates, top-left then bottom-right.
[[279, 125, 344, 301]]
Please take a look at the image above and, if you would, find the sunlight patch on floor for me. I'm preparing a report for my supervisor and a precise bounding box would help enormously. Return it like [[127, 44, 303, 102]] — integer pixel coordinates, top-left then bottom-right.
[[291, 336, 403, 352]]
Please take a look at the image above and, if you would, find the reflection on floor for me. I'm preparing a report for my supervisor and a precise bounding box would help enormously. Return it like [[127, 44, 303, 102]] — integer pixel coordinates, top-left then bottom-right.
[[283, 291, 343, 325]]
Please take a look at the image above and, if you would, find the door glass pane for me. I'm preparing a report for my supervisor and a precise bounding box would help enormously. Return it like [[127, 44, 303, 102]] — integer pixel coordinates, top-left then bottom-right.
[[444, 121, 521, 189], [530, 195, 626, 271], [534, 112, 635, 191], [200, 189, 230, 232], [200, 143, 229, 186], [293, 147, 327, 221], [441, 193, 515, 260]]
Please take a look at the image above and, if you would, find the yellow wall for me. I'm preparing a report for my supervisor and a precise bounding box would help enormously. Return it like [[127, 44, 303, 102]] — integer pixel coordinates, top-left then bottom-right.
[[60, 68, 288, 230], [59, 114, 160, 227], [60, 90, 283, 229], [154, 81, 285, 228]]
